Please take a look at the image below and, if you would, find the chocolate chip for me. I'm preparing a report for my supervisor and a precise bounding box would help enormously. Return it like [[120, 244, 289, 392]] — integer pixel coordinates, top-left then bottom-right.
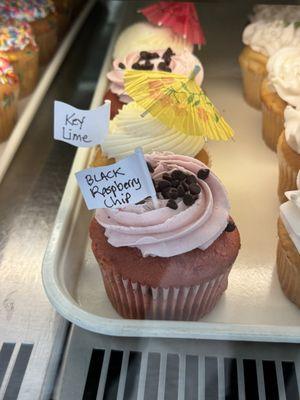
[[183, 193, 196, 206], [225, 221, 236, 232], [171, 179, 180, 188], [181, 182, 189, 191], [162, 173, 172, 182], [158, 62, 171, 72], [197, 169, 210, 180], [147, 162, 154, 173], [140, 51, 150, 59], [163, 47, 175, 58], [157, 179, 171, 192], [118, 62, 126, 69], [166, 199, 178, 210], [189, 184, 201, 195], [168, 188, 178, 200], [185, 174, 197, 184], [140, 60, 154, 70], [150, 52, 159, 59], [132, 62, 141, 70], [177, 184, 185, 197], [171, 170, 185, 181]]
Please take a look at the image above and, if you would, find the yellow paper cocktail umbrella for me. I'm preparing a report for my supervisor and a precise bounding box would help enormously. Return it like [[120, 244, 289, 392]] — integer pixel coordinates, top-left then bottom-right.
[[124, 66, 234, 141]]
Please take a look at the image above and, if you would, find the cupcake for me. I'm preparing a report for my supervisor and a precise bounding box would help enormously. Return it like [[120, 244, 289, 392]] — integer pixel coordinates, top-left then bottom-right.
[[278, 107, 300, 203], [251, 5, 300, 23], [261, 46, 300, 151], [239, 20, 300, 109], [113, 22, 193, 60], [93, 101, 210, 168], [277, 177, 300, 308], [0, 21, 39, 98], [90, 152, 241, 320], [53, 0, 72, 38], [0, 57, 19, 142], [105, 48, 204, 118], [0, 0, 58, 65]]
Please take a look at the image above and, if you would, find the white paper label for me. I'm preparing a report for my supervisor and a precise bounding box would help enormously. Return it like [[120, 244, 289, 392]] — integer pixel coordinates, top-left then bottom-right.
[[54, 100, 110, 147], [76, 148, 158, 210]]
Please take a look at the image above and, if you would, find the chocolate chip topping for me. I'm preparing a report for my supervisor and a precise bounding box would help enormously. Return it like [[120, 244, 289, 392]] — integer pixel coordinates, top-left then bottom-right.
[[189, 184, 201, 195], [158, 62, 172, 72], [183, 193, 196, 206], [171, 179, 180, 188], [118, 62, 126, 69], [185, 174, 197, 184], [171, 170, 185, 181], [140, 51, 159, 60], [167, 188, 178, 200], [157, 179, 171, 191], [225, 221, 236, 232], [147, 162, 154, 173], [167, 199, 178, 210], [162, 173, 172, 182], [132, 62, 141, 70], [197, 168, 210, 180]]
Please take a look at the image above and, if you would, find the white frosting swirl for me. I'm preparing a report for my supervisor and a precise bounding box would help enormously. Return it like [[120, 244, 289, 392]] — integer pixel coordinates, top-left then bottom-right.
[[242, 20, 300, 56], [284, 106, 300, 153], [251, 5, 300, 23], [280, 171, 300, 252], [114, 22, 193, 60], [101, 102, 205, 160], [267, 47, 300, 108]]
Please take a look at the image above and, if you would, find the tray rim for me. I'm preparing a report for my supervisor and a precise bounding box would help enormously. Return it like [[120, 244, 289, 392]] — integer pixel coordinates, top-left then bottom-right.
[[0, 0, 96, 184], [42, 7, 300, 343]]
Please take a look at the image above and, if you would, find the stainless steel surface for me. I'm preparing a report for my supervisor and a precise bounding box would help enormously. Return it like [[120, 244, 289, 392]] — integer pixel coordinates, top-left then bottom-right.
[[57, 325, 300, 400], [0, 2, 118, 398]]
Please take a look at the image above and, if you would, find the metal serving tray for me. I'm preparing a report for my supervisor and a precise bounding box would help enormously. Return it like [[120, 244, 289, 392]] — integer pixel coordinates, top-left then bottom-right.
[[42, 2, 300, 343]]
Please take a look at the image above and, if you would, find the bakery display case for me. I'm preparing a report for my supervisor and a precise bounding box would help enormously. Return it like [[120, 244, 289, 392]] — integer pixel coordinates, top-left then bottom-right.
[[0, 1, 300, 399]]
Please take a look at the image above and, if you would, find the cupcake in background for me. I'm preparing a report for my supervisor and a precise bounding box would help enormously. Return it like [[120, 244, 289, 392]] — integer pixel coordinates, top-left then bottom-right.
[[113, 22, 193, 60], [0, 57, 19, 142], [239, 20, 300, 109], [261, 46, 300, 151], [251, 5, 300, 23], [0, 0, 58, 65], [53, 0, 73, 38], [278, 107, 300, 203], [90, 152, 241, 320], [93, 101, 210, 169], [0, 21, 39, 98], [105, 48, 204, 118], [277, 175, 300, 308]]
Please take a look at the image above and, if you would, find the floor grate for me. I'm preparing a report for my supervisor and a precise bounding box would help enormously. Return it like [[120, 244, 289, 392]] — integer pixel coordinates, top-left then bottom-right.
[[57, 326, 300, 400], [0, 342, 33, 399]]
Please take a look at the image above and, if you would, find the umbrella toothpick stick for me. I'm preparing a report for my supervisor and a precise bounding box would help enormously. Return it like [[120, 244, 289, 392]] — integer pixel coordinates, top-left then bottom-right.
[[189, 65, 201, 81]]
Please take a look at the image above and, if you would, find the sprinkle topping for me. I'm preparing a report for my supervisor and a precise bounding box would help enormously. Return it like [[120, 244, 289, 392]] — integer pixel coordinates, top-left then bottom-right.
[[0, 21, 37, 51], [0, 57, 19, 85], [0, 0, 55, 22]]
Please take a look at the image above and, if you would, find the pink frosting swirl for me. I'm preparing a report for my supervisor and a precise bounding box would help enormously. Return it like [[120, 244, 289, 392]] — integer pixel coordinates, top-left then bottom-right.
[[95, 153, 230, 258], [107, 49, 204, 103]]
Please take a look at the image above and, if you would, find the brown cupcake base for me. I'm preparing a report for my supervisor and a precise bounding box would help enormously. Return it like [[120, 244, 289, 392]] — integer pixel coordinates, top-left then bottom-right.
[[90, 218, 240, 321], [277, 218, 300, 308]]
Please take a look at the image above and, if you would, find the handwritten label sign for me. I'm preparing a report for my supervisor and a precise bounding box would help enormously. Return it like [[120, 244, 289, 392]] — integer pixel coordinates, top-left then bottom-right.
[[76, 148, 158, 210], [54, 100, 110, 147]]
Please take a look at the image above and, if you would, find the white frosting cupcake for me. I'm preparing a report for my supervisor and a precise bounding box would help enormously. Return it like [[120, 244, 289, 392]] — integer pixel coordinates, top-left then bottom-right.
[[280, 171, 300, 252], [102, 102, 205, 160], [114, 22, 193, 60], [267, 47, 300, 108], [242, 20, 300, 57], [284, 106, 300, 154], [251, 5, 300, 23]]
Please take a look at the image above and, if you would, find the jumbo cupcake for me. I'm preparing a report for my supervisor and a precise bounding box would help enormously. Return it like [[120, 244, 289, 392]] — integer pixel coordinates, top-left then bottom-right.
[[0, 57, 19, 142], [0, 0, 58, 65], [90, 152, 241, 320], [277, 176, 300, 308], [93, 101, 211, 169], [278, 107, 300, 203], [261, 47, 300, 151], [239, 20, 300, 109], [0, 21, 39, 98], [114, 22, 193, 60], [105, 48, 204, 118]]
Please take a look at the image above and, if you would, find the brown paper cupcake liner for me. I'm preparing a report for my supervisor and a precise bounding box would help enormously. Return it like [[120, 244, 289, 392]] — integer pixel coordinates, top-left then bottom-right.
[[261, 101, 284, 152], [100, 267, 231, 320], [31, 16, 58, 65], [0, 89, 19, 142], [240, 65, 265, 110], [277, 134, 299, 203], [277, 240, 300, 308]]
